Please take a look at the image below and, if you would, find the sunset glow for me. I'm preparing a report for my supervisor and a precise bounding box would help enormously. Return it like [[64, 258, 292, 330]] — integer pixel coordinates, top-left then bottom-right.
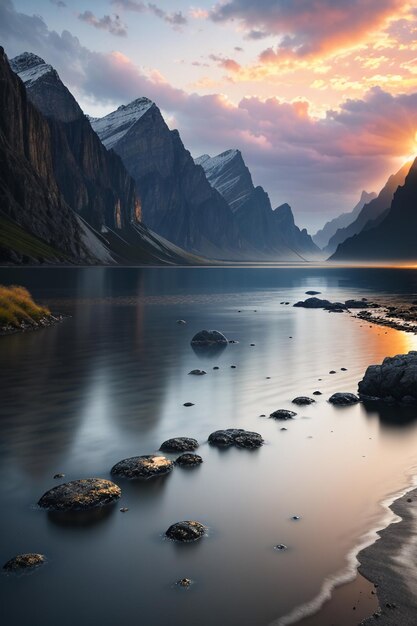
[[1, 0, 417, 229]]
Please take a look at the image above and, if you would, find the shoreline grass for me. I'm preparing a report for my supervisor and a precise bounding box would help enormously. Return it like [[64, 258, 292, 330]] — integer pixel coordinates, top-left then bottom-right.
[[0, 285, 51, 328]]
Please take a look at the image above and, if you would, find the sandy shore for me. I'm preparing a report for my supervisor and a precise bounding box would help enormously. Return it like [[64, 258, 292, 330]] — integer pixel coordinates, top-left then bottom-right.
[[357, 487, 417, 624]]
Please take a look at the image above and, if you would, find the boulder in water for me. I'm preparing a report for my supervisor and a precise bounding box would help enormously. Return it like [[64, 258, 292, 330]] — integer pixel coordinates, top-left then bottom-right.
[[38, 478, 121, 511], [166, 520, 206, 542], [208, 428, 264, 449], [111, 455, 173, 479], [190, 330, 228, 346]]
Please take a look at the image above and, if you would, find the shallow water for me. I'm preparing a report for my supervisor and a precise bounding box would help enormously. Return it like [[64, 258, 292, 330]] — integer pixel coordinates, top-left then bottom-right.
[[1, 267, 417, 626]]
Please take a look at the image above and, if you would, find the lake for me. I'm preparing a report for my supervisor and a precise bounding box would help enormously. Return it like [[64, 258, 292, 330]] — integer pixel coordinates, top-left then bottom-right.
[[2, 266, 417, 626]]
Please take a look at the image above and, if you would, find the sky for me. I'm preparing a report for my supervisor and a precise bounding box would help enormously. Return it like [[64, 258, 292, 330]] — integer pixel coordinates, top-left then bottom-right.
[[1, 0, 417, 231]]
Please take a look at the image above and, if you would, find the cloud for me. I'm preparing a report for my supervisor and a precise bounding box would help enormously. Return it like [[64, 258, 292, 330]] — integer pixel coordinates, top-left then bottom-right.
[[2, 0, 417, 228], [209, 54, 242, 73], [110, 0, 187, 28], [210, 0, 404, 61], [189, 7, 209, 20], [78, 11, 127, 37], [50, 0, 66, 7]]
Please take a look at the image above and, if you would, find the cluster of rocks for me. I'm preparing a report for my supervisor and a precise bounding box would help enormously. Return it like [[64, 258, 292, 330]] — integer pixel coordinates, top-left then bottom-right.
[[293, 296, 380, 314], [0, 313, 66, 337]]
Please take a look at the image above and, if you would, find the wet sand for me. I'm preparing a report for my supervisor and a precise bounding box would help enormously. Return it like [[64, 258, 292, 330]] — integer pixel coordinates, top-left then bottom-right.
[[358, 487, 417, 624]]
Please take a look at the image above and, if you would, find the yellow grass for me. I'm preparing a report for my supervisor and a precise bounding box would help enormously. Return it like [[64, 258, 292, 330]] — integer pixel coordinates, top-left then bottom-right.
[[0, 285, 50, 328]]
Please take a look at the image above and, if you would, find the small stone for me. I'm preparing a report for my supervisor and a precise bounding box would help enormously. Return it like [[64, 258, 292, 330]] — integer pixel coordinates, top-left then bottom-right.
[[329, 370, 337, 374], [38, 478, 121, 512], [250, 343, 255, 346], [328, 392, 360, 406], [175, 453, 203, 467], [407, 498, 412, 503], [183, 402, 194, 407], [177, 320, 186, 325], [208, 428, 264, 449], [213, 366, 219, 370], [120, 507, 129, 513], [166, 521, 206, 542], [274, 544, 287, 551], [53, 473, 65, 479], [313, 391, 322, 396], [280, 427, 287, 431], [291, 515, 301, 521], [341, 367, 347, 371], [191, 330, 228, 346], [111, 455, 173, 479], [229, 340, 239, 344], [292, 397, 315, 406], [188, 369, 206, 376], [270, 409, 297, 420], [176, 578, 192, 588], [160, 438, 199, 452], [231, 365, 237, 369], [3, 554, 45, 572]]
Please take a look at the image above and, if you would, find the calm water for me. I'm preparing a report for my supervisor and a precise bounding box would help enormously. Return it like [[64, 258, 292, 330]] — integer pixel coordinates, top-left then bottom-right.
[[2, 267, 417, 626]]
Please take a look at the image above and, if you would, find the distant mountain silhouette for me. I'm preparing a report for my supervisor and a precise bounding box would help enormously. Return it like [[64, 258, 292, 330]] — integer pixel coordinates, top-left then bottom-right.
[[313, 191, 376, 250], [330, 158, 417, 261]]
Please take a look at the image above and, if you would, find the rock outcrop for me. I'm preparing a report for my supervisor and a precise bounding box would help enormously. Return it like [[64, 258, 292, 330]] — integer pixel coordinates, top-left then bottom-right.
[[359, 352, 417, 403]]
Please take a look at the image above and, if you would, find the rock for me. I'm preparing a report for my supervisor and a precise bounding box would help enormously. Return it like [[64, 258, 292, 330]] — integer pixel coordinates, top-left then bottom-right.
[[3, 553, 45, 572], [230, 365, 237, 369], [341, 367, 347, 371], [228, 339, 239, 344], [359, 351, 417, 402], [166, 520, 206, 542], [38, 478, 121, 512], [345, 299, 369, 308], [190, 330, 228, 345], [274, 544, 288, 551], [313, 391, 322, 396], [176, 578, 192, 588], [269, 409, 297, 420], [160, 437, 199, 452], [294, 297, 346, 311], [111, 455, 173, 479], [213, 366, 219, 370], [183, 402, 194, 407], [305, 291, 321, 295], [120, 507, 129, 512], [280, 427, 287, 431], [177, 320, 186, 325], [329, 370, 337, 374], [291, 515, 301, 521], [188, 369, 206, 376], [175, 453, 203, 467], [329, 392, 360, 406], [208, 428, 264, 448], [292, 397, 315, 405], [53, 473, 65, 479]]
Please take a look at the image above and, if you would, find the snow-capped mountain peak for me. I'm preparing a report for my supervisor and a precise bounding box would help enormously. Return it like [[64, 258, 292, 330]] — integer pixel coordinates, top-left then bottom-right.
[[91, 97, 155, 150], [10, 52, 55, 87]]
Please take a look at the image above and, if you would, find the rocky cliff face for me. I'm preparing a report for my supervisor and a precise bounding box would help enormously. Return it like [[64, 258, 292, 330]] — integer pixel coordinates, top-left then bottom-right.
[[313, 190, 376, 250], [11, 52, 141, 233], [0, 47, 95, 264], [197, 150, 321, 260], [330, 158, 417, 261], [92, 103, 244, 259], [327, 163, 411, 259]]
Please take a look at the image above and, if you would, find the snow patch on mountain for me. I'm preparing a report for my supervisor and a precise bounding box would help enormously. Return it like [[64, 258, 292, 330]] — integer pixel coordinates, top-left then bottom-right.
[[10, 52, 54, 87], [91, 98, 154, 149]]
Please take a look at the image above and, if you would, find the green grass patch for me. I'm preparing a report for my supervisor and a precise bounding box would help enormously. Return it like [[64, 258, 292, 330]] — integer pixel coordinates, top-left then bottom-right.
[[0, 216, 68, 262], [0, 285, 51, 328]]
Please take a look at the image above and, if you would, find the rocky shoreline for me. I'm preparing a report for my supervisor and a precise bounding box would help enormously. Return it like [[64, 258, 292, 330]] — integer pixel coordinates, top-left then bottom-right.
[[0, 313, 67, 337]]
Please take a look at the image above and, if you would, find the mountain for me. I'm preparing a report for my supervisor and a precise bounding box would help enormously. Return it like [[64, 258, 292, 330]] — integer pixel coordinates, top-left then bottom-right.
[[8, 51, 197, 265], [196, 149, 321, 260], [0, 46, 103, 264], [329, 161, 413, 261], [273, 203, 321, 258], [312, 190, 376, 249], [91, 103, 245, 259]]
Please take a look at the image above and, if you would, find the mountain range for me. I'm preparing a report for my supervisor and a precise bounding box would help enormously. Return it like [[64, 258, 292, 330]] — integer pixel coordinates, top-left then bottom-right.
[[196, 150, 321, 260]]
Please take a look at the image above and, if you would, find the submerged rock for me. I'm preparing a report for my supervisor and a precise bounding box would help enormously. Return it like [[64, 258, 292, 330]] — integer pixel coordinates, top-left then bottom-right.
[[190, 330, 228, 346], [175, 453, 203, 467], [111, 455, 173, 479], [269, 409, 297, 420], [3, 553, 45, 572], [274, 544, 288, 551], [166, 520, 206, 542], [188, 369, 206, 376], [160, 437, 199, 452], [208, 428, 264, 448], [183, 402, 195, 407], [177, 320, 186, 325], [305, 291, 321, 295], [176, 578, 192, 588], [38, 478, 121, 512], [292, 396, 315, 406], [329, 392, 360, 406], [359, 351, 417, 403]]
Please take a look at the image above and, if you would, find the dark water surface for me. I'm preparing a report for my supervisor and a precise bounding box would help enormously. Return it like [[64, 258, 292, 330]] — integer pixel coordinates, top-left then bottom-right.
[[2, 267, 417, 626]]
